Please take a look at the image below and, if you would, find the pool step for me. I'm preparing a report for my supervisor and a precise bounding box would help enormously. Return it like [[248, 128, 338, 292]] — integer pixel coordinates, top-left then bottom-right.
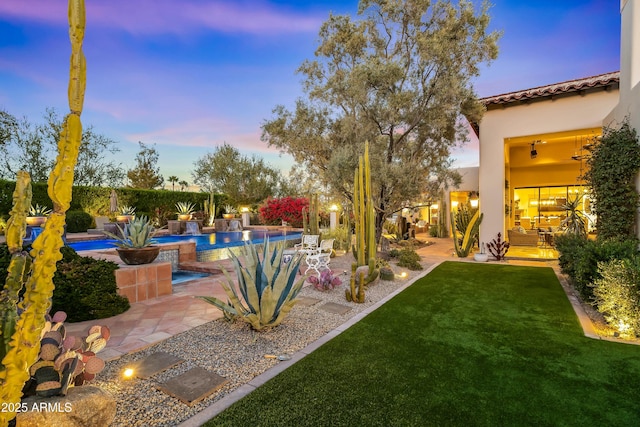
[[178, 259, 235, 275]]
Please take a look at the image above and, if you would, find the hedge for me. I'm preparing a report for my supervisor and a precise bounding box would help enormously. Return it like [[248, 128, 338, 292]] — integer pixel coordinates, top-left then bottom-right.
[[0, 178, 227, 221]]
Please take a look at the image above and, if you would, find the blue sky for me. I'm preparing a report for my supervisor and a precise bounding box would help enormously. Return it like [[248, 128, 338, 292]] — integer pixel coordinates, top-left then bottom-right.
[[0, 0, 620, 186]]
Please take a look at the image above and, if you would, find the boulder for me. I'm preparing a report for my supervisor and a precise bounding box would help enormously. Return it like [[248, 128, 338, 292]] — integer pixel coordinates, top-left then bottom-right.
[[17, 386, 115, 427]]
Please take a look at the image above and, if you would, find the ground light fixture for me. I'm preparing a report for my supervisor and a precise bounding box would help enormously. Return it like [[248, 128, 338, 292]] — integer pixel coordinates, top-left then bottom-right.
[[122, 367, 135, 379]]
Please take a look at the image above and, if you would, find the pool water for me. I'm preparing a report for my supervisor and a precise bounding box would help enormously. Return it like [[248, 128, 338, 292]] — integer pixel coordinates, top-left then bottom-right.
[[68, 229, 302, 252], [171, 270, 210, 285]]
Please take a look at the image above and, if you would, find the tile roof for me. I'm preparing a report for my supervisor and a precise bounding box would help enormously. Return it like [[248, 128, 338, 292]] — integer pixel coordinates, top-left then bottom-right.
[[480, 71, 620, 106]]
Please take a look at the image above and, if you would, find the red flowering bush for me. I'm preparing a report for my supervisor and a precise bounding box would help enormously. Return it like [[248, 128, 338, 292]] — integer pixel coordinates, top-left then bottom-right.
[[259, 197, 309, 227]]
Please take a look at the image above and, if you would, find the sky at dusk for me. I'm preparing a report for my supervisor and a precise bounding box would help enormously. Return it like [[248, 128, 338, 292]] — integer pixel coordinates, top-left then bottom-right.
[[0, 0, 621, 188]]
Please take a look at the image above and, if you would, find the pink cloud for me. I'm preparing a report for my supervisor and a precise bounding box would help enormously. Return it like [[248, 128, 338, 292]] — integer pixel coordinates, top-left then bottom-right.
[[124, 116, 275, 154], [0, 0, 322, 35]]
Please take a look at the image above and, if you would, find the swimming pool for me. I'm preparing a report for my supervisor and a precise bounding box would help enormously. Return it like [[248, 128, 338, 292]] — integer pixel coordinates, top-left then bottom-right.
[[68, 229, 302, 252]]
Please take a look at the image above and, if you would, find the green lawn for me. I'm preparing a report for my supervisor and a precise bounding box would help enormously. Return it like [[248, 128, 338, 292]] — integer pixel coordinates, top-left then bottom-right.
[[206, 262, 640, 426]]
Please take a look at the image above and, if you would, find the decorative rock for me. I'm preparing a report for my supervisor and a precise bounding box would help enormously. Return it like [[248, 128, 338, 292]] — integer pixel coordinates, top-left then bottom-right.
[[17, 386, 116, 427], [355, 265, 377, 284], [473, 253, 489, 262]]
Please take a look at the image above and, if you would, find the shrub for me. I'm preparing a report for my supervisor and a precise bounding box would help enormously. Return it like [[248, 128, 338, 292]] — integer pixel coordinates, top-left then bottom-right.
[[396, 248, 423, 270], [52, 248, 130, 321], [584, 120, 640, 240], [591, 258, 640, 336], [320, 225, 351, 251], [429, 226, 439, 238], [0, 244, 129, 321], [65, 210, 93, 233], [259, 197, 309, 227], [556, 234, 638, 301]]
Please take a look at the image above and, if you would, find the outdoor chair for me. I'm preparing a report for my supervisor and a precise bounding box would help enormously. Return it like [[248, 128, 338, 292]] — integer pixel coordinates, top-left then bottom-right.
[[294, 234, 319, 256], [305, 239, 335, 276]]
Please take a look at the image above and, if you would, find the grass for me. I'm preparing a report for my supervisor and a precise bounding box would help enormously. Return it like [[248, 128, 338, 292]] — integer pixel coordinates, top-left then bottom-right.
[[206, 262, 640, 426]]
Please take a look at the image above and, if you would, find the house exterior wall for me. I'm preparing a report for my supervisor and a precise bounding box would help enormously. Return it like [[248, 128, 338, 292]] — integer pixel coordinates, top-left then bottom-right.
[[608, 0, 640, 237], [478, 90, 619, 245]]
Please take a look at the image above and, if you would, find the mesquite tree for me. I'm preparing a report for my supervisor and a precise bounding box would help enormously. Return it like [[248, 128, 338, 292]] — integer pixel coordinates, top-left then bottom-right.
[[262, 0, 499, 234]]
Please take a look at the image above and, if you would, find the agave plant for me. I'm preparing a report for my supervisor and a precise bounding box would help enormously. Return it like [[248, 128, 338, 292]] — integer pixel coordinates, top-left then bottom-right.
[[118, 205, 136, 216], [223, 204, 237, 215], [175, 201, 196, 215], [560, 193, 588, 237], [28, 204, 52, 217], [102, 215, 157, 248], [197, 238, 306, 331]]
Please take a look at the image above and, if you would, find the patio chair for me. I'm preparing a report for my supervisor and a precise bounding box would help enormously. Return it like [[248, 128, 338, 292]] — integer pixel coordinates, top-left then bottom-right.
[[305, 239, 335, 276], [294, 234, 319, 256]]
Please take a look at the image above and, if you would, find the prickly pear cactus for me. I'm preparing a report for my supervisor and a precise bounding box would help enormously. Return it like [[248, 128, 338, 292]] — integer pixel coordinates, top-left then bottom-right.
[[0, 1, 87, 424]]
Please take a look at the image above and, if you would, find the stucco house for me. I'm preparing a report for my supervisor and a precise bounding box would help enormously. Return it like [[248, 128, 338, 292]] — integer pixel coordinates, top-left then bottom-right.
[[475, 0, 640, 246]]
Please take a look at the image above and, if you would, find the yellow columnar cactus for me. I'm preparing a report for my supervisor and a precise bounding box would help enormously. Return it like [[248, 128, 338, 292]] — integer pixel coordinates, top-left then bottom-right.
[[0, 1, 85, 424], [0, 172, 32, 363], [347, 142, 379, 303]]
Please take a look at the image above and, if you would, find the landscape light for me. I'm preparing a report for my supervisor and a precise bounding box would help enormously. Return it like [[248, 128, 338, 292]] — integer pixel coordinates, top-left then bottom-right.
[[123, 368, 134, 379]]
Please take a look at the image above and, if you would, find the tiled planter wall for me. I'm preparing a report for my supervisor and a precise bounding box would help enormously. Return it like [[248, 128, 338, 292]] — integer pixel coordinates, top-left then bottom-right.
[[114, 242, 196, 303]]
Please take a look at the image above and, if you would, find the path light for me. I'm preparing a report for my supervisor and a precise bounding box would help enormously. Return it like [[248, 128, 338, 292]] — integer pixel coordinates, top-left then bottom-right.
[[122, 367, 135, 380]]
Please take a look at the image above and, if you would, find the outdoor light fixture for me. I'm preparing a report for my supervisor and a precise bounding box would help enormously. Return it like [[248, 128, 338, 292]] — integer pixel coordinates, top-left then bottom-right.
[[530, 142, 538, 159], [330, 204, 339, 212], [122, 368, 134, 379]]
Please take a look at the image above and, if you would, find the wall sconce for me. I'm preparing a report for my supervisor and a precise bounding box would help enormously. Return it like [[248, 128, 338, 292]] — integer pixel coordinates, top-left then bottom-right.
[[470, 199, 479, 208], [530, 141, 539, 159]]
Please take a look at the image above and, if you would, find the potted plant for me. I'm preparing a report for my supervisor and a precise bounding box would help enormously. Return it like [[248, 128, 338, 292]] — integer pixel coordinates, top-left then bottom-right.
[[175, 201, 196, 221], [223, 204, 237, 220], [115, 205, 136, 223], [473, 242, 489, 262], [103, 215, 160, 265], [26, 204, 52, 226]]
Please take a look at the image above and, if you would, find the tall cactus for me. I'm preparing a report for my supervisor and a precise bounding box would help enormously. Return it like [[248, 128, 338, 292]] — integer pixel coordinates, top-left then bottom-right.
[[346, 142, 378, 303], [0, 1, 86, 424], [302, 193, 319, 236], [0, 172, 33, 364], [203, 192, 216, 226], [451, 209, 483, 257]]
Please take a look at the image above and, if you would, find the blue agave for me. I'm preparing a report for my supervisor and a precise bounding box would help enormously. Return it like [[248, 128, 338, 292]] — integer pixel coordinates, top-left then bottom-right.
[[198, 238, 307, 330]]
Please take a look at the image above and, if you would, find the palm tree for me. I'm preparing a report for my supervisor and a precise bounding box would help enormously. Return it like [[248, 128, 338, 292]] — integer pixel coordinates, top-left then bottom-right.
[[179, 180, 188, 191], [168, 175, 179, 191]]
